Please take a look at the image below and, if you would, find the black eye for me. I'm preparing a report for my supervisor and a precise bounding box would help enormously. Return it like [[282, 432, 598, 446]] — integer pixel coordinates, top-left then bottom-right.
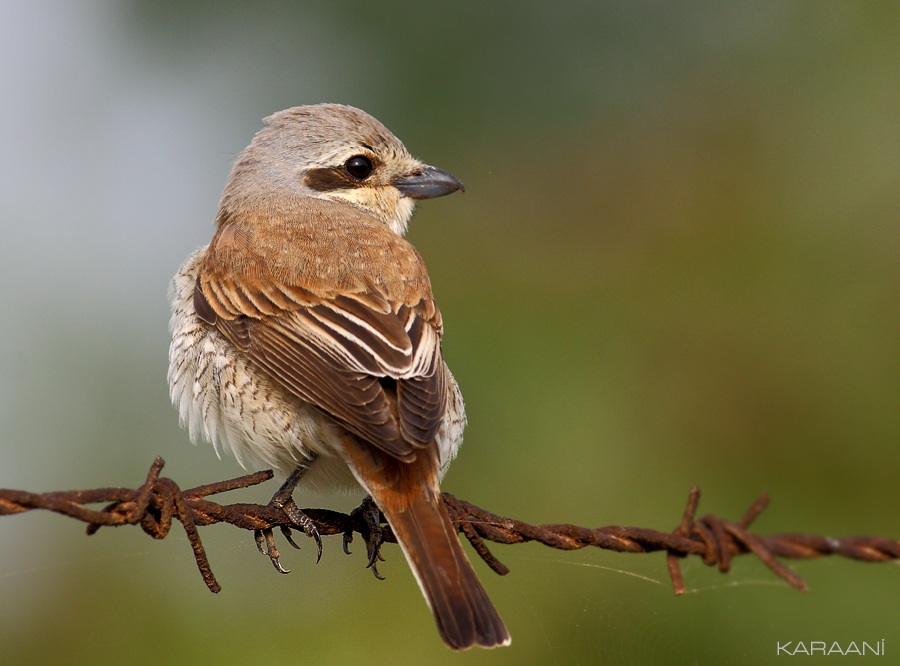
[[345, 155, 374, 180]]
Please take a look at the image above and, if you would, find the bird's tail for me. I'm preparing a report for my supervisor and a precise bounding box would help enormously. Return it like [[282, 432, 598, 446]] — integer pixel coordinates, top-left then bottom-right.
[[345, 444, 510, 650]]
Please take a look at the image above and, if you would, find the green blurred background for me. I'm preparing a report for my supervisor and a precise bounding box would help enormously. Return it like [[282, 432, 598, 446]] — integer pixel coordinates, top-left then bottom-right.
[[1, 2, 898, 664]]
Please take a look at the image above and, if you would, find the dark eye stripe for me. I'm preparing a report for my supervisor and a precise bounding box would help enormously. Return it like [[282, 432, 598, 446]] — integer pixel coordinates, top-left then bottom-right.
[[304, 155, 376, 192], [304, 166, 355, 191]]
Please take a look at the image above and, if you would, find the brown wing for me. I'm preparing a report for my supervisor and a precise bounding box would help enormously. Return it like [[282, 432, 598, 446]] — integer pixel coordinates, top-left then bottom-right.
[[194, 203, 447, 461]]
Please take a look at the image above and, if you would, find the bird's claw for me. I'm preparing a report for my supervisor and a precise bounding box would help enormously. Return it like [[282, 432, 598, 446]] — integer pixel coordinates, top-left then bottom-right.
[[348, 497, 386, 580], [254, 527, 292, 574], [255, 495, 323, 572], [279, 498, 324, 563]]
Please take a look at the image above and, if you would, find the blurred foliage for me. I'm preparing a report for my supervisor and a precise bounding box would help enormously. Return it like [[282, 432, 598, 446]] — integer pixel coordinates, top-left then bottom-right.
[[0, 2, 897, 664]]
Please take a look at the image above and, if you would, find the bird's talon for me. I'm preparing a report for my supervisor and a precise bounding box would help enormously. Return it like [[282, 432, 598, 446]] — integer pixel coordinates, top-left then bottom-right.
[[275, 498, 323, 562], [254, 528, 268, 556], [367, 558, 385, 581], [280, 526, 301, 550], [342, 531, 353, 555], [366, 540, 383, 568], [351, 495, 387, 578], [254, 527, 292, 574], [271, 556, 291, 574]]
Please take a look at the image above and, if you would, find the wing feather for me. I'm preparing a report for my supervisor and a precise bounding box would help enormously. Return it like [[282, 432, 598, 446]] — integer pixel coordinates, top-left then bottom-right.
[[195, 202, 447, 459]]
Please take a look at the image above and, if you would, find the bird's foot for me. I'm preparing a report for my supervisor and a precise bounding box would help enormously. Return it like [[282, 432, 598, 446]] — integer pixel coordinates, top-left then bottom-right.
[[344, 496, 386, 580], [255, 490, 323, 574]]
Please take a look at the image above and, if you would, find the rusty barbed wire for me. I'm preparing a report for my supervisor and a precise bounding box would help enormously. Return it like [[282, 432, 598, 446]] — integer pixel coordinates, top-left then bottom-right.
[[1, 457, 897, 595]]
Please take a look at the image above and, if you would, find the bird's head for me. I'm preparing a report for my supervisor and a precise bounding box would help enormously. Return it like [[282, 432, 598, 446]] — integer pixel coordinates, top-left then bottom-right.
[[218, 103, 464, 236]]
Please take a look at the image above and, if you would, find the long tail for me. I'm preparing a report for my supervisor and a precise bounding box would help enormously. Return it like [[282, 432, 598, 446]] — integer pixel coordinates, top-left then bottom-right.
[[345, 444, 510, 650]]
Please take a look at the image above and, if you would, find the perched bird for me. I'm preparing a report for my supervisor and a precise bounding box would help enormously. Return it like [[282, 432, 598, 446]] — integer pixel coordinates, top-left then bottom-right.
[[168, 104, 510, 650]]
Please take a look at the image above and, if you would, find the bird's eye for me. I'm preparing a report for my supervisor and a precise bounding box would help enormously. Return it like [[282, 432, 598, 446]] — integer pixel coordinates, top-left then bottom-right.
[[345, 155, 374, 180]]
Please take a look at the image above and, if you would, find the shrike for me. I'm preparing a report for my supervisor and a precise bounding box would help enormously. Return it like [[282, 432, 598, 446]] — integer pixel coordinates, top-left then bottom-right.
[[168, 104, 509, 649]]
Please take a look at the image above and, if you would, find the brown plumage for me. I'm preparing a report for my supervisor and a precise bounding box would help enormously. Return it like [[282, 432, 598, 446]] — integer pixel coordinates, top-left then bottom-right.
[[168, 104, 509, 649]]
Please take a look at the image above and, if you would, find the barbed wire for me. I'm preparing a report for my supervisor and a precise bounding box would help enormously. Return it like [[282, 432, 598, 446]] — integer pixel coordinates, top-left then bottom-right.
[[1, 457, 897, 595]]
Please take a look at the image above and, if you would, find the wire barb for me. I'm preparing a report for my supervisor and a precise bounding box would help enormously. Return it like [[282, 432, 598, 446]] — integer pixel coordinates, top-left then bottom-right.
[[1, 458, 898, 596]]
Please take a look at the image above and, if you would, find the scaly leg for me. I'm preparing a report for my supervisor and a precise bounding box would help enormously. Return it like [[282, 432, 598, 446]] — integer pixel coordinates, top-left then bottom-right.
[[255, 453, 323, 573]]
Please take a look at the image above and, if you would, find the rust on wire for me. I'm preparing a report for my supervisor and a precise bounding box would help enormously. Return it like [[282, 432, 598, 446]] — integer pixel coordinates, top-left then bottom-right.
[[1, 457, 898, 595]]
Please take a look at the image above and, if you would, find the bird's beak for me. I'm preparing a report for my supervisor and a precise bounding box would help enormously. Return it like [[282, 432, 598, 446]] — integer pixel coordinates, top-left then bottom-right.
[[394, 165, 465, 199]]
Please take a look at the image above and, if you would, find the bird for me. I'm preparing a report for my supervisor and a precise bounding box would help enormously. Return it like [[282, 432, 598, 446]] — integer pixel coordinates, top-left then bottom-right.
[[167, 103, 510, 650]]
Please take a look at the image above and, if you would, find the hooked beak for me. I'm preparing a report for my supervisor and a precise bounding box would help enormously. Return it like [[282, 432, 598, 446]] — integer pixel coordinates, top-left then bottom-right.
[[394, 165, 465, 199]]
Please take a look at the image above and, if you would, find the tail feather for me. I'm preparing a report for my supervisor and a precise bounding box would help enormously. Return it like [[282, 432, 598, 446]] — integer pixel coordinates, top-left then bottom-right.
[[345, 441, 510, 650], [384, 488, 510, 649]]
